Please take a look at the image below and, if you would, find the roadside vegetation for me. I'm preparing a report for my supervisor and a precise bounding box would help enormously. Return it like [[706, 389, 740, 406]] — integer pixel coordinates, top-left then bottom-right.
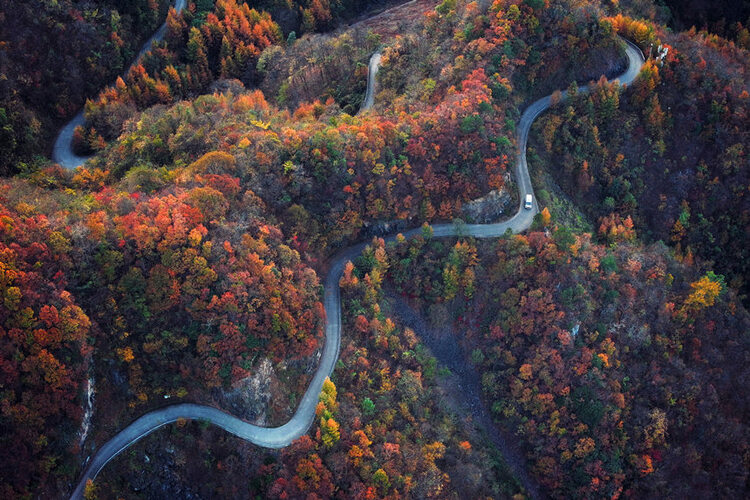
[[0, 0, 748, 498]]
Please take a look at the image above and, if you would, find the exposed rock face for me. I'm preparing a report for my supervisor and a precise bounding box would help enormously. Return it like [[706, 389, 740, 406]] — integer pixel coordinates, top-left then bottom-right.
[[215, 358, 274, 426], [127, 444, 202, 499], [78, 376, 95, 449], [462, 187, 513, 223]]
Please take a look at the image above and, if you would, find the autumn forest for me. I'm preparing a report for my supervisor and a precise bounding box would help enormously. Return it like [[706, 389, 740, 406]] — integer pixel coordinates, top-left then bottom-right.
[[0, 0, 748, 499]]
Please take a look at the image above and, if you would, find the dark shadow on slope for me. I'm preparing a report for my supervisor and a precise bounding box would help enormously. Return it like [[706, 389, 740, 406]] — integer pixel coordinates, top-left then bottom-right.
[[385, 288, 546, 500]]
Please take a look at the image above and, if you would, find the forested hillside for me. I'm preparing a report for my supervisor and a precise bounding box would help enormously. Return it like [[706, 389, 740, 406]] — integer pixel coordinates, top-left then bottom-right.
[[94, 240, 525, 497], [0, 0, 171, 175], [0, 0, 748, 498], [386, 227, 748, 497], [661, 0, 750, 37], [531, 14, 750, 301], [0, 0, 388, 176], [0, 190, 92, 497]]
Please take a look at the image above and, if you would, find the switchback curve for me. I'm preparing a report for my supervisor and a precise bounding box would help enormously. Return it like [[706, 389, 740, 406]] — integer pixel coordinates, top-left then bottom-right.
[[52, 0, 188, 170]]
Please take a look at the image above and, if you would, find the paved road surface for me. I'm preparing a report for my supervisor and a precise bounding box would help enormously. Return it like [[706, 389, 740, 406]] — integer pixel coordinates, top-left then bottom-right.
[[52, 0, 187, 170], [68, 36, 643, 499], [360, 51, 382, 112]]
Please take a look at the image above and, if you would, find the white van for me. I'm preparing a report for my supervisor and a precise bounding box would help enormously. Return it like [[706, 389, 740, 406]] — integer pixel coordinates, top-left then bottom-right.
[[524, 194, 533, 210]]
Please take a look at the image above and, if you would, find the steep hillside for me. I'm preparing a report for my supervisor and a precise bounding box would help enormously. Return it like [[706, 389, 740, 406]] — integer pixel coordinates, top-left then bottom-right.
[[0, 0, 747, 498], [531, 15, 750, 302], [385, 227, 749, 498]]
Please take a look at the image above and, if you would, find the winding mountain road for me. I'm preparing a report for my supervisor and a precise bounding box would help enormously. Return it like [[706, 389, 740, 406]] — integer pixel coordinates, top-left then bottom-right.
[[68, 35, 643, 499], [52, 0, 188, 170]]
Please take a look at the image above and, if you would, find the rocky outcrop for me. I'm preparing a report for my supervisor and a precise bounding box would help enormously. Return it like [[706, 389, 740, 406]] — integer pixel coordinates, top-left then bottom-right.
[[462, 186, 513, 223], [214, 359, 274, 426]]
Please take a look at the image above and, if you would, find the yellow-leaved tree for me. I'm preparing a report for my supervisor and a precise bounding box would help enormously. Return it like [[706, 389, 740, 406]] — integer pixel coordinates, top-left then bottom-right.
[[316, 377, 340, 448], [684, 271, 724, 311]]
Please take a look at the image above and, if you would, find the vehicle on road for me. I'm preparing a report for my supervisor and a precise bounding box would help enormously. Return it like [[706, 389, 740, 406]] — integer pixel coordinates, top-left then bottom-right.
[[524, 194, 533, 210]]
